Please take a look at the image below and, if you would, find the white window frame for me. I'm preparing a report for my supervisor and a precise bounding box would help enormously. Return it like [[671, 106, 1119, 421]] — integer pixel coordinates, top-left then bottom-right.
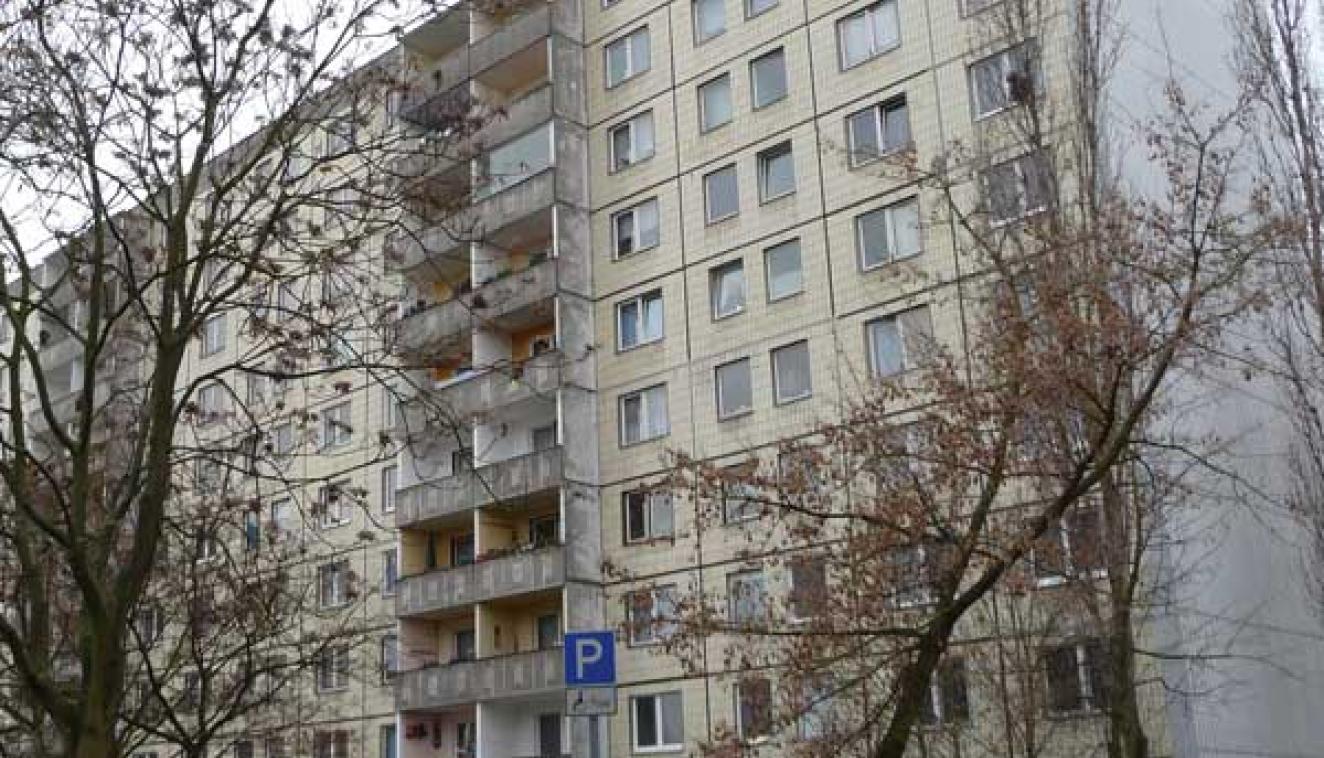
[[322, 402, 352, 448], [1032, 503, 1107, 587], [316, 650, 351, 692], [619, 384, 669, 446], [727, 569, 767, 624], [200, 314, 226, 357], [734, 677, 772, 742], [771, 340, 812, 404], [609, 111, 655, 172], [381, 465, 397, 514], [756, 141, 796, 203], [984, 152, 1052, 225], [605, 27, 651, 88], [196, 382, 226, 422], [630, 691, 684, 752], [624, 489, 674, 543], [612, 198, 660, 258], [919, 658, 970, 725], [749, 48, 788, 109], [856, 197, 922, 270], [969, 41, 1039, 120], [616, 290, 665, 351], [709, 259, 747, 319], [626, 585, 678, 645], [715, 358, 754, 420], [788, 555, 828, 622], [1044, 641, 1108, 714], [866, 305, 933, 378], [745, 0, 777, 19], [381, 549, 399, 596], [836, 0, 901, 70], [703, 164, 740, 224], [317, 480, 352, 529], [697, 73, 733, 133], [763, 238, 803, 302], [693, 0, 726, 43], [318, 561, 351, 609], [846, 96, 911, 167]]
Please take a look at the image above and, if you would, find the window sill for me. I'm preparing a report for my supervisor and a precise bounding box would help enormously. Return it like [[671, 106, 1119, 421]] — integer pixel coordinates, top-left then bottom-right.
[[705, 211, 740, 226], [617, 337, 664, 354], [767, 288, 803, 304], [758, 189, 797, 206], [620, 432, 670, 449], [752, 94, 788, 111], [699, 119, 732, 135], [613, 242, 659, 261], [840, 41, 901, 73], [718, 408, 754, 422], [848, 143, 916, 170], [712, 307, 745, 322], [860, 250, 923, 274], [632, 746, 684, 755], [606, 71, 649, 91], [610, 155, 655, 175], [773, 391, 812, 406]]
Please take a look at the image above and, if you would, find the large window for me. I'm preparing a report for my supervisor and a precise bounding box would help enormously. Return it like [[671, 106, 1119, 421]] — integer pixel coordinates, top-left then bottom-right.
[[617, 290, 665, 350], [789, 555, 828, 620], [379, 634, 398, 682], [918, 659, 971, 725], [381, 466, 397, 514], [693, 0, 726, 42], [318, 561, 352, 608], [381, 549, 399, 595], [624, 490, 674, 543], [609, 111, 656, 172], [970, 41, 1039, 119], [201, 314, 226, 357], [612, 198, 660, 258], [626, 586, 679, 644], [866, 306, 933, 377], [322, 402, 352, 448], [837, 0, 900, 69], [735, 677, 773, 741], [1043, 641, 1110, 713], [196, 382, 226, 422], [1033, 503, 1105, 584], [709, 259, 747, 319], [620, 385, 669, 445], [771, 341, 812, 403], [857, 198, 921, 269], [698, 74, 733, 132], [632, 692, 684, 751], [750, 48, 788, 108], [606, 27, 651, 87], [757, 141, 796, 202], [984, 152, 1052, 224], [474, 124, 553, 200], [715, 358, 753, 419], [727, 569, 767, 624], [704, 164, 740, 223], [317, 480, 352, 528], [379, 726, 397, 758], [763, 239, 803, 301], [846, 97, 911, 166]]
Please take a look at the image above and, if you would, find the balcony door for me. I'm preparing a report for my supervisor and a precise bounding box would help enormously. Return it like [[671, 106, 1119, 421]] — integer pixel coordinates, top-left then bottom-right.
[[537, 714, 561, 757]]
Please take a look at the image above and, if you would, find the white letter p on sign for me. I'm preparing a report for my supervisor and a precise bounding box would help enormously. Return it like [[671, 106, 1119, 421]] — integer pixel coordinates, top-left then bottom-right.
[[575, 637, 603, 681]]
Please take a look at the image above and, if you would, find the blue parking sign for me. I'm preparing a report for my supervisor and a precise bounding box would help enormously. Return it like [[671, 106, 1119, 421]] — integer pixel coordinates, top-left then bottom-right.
[[564, 631, 616, 686]]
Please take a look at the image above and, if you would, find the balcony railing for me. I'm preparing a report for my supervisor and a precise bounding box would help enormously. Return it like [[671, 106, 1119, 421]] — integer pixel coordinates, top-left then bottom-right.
[[397, 446, 563, 528], [396, 647, 564, 711], [433, 351, 560, 417], [394, 258, 557, 357], [397, 544, 565, 617]]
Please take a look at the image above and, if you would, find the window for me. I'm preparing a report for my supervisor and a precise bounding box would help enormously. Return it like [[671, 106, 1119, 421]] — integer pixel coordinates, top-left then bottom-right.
[[382, 387, 401, 429], [704, 164, 739, 223], [756, 142, 796, 202], [887, 541, 938, 608], [735, 677, 772, 741], [919, 659, 971, 725], [610, 111, 655, 172], [963, 0, 1000, 13], [857, 198, 922, 269], [530, 515, 559, 547], [617, 290, 664, 350], [698, 74, 733, 132], [715, 358, 753, 419], [453, 629, 477, 661], [196, 530, 222, 562], [181, 671, 201, 711], [246, 373, 270, 407], [270, 498, 292, 540], [314, 733, 350, 758], [1033, 503, 1105, 584], [606, 27, 651, 87], [379, 634, 398, 681], [201, 314, 226, 356], [797, 676, 835, 740], [837, 0, 900, 69], [196, 382, 226, 422], [632, 691, 684, 751], [271, 423, 295, 458], [381, 549, 398, 595], [746, 0, 777, 18], [612, 198, 660, 258], [723, 471, 759, 523], [866, 306, 933, 377], [970, 42, 1039, 119], [322, 402, 352, 448], [322, 270, 352, 308], [626, 586, 678, 644], [533, 424, 558, 451], [318, 561, 352, 608], [619, 385, 669, 445], [234, 742, 255, 758], [265, 736, 287, 758], [244, 511, 261, 552], [452, 534, 476, 567], [317, 480, 352, 528], [693, 0, 726, 42], [624, 489, 674, 543], [322, 332, 355, 369], [985, 152, 1052, 224], [316, 648, 350, 692], [381, 466, 397, 514], [763, 239, 802, 301], [456, 723, 476, 758], [537, 614, 561, 650], [789, 555, 828, 620], [1043, 641, 1109, 713], [771, 341, 812, 403], [727, 569, 767, 624], [846, 97, 911, 166], [379, 726, 397, 758], [709, 260, 746, 319], [750, 48, 787, 108]]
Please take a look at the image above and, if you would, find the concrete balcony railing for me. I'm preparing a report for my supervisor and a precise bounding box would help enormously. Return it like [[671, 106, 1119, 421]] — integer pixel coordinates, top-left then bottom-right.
[[470, 4, 559, 76], [397, 648, 564, 712], [397, 446, 563, 528], [399, 57, 471, 129], [386, 167, 558, 272], [393, 259, 557, 357], [397, 544, 565, 618], [473, 85, 554, 153], [434, 351, 561, 417]]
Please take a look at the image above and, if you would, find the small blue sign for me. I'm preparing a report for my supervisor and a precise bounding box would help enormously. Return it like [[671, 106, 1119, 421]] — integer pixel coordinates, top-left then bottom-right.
[[564, 631, 616, 686]]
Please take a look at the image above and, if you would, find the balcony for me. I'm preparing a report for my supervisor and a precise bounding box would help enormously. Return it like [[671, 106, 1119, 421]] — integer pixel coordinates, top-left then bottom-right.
[[397, 648, 564, 711], [394, 258, 557, 358], [397, 446, 563, 528], [470, 4, 561, 76], [399, 56, 472, 129], [434, 351, 560, 417], [397, 544, 565, 618]]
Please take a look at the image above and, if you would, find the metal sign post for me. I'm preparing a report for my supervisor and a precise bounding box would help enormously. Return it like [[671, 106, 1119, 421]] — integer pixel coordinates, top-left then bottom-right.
[[564, 631, 617, 758]]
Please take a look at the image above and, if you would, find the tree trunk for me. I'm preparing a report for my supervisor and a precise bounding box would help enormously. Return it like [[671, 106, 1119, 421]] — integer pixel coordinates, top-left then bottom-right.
[[1106, 602, 1149, 758], [872, 625, 950, 758]]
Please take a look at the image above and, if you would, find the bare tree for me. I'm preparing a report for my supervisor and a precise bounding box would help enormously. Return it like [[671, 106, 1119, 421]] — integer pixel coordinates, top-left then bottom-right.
[[634, 2, 1272, 757]]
